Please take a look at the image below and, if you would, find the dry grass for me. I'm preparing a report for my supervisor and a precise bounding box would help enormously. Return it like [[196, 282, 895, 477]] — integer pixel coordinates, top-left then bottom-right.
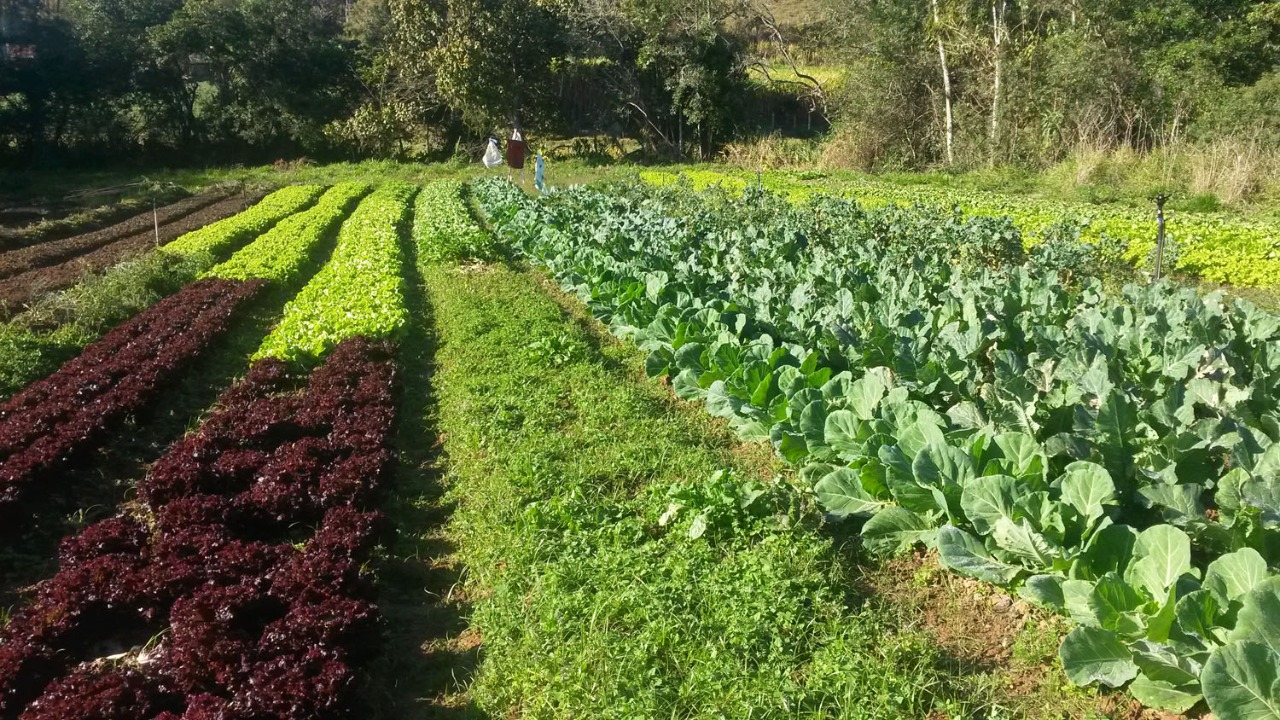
[[1187, 137, 1272, 204], [720, 132, 822, 169]]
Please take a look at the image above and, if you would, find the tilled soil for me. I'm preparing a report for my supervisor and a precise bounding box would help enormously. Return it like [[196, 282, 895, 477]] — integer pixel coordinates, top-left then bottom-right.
[[0, 191, 267, 318], [0, 188, 192, 249], [0, 190, 232, 281]]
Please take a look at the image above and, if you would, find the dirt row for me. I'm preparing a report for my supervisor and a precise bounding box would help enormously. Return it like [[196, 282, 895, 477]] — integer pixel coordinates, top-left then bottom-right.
[[0, 190, 234, 281], [0, 191, 267, 319], [0, 186, 197, 250]]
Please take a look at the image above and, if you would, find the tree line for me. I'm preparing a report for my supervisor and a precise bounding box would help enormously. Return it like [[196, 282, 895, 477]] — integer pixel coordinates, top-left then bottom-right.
[[0, 0, 1276, 169], [823, 0, 1280, 169]]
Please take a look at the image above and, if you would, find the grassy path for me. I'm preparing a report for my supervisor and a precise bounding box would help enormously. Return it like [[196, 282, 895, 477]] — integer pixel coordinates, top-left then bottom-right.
[[363, 235, 481, 720], [417, 260, 1022, 719]]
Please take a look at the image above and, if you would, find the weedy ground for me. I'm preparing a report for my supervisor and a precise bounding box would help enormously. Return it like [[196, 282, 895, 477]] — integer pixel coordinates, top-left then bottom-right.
[[398, 258, 1140, 719]]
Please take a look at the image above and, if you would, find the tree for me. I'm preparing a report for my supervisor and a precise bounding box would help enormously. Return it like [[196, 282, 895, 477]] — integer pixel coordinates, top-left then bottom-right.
[[988, 0, 1006, 163], [0, 0, 94, 160], [929, 0, 954, 165], [428, 0, 565, 130], [151, 0, 355, 156]]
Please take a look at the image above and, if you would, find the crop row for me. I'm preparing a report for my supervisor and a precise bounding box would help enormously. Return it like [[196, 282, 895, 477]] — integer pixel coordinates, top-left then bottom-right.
[[256, 182, 416, 363], [412, 180, 495, 262], [0, 176, 415, 716], [0, 278, 265, 532], [0, 180, 376, 522], [0, 188, 327, 401], [642, 170, 1280, 288], [163, 185, 323, 260], [0, 191, 227, 281], [0, 337, 398, 719], [0, 193, 269, 322], [207, 183, 371, 284], [473, 177, 1280, 718], [0, 181, 377, 508]]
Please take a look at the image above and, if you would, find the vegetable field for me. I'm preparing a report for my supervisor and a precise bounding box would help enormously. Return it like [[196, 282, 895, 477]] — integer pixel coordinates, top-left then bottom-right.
[[641, 169, 1280, 289], [1, 171, 1278, 719], [476, 175, 1280, 718]]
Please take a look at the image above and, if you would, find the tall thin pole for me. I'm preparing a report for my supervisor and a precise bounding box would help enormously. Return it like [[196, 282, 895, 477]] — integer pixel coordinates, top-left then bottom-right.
[[1152, 194, 1168, 282]]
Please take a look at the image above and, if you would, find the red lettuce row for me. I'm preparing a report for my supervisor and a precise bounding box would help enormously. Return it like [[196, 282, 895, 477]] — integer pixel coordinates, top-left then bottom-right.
[[0, 337, 398, 720], [0, 278, 266, 531]]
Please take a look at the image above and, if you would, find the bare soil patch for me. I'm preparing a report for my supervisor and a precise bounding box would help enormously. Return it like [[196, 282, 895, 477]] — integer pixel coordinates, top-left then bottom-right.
[[0, 191, 266, 318], [0, 190, 232, 281], [0, 186, 201, 249], [858, 549, 1202, 719]]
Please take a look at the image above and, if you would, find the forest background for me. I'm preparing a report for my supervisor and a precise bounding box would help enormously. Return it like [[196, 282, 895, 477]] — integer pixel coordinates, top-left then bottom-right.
[[2, 0, 1279, 205]]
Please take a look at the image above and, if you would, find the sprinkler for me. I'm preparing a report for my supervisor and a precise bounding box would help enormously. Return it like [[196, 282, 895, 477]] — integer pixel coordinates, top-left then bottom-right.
[[1151, 193, 1169, 282]]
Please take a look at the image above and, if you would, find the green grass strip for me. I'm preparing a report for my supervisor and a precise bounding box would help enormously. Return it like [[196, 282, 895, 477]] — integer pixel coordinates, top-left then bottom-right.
[[254, 182, 416, 363], [163, 184, 323, 259], [206, 183, 371, 283], [424, 262, 992, 718], [413, 180, 494, 262], [0, 324, 84, 400]]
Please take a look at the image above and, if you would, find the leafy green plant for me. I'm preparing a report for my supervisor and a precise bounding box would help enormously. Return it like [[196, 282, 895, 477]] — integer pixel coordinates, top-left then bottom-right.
[[643, 169, 1280, 289], [207, 183, 370, 283], [658, 469, 787, 542], [413, 180, 496, 263], [1029, 220, 1133, 286], [1202, 577, 1280, 718], [524, 330, 582, 367], [474, 174, 1280, 719], [255, 182, 416, 363]]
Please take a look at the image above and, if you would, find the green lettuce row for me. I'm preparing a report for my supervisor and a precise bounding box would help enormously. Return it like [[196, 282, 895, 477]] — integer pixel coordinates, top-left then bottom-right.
[[0, 190, 327, 401], [413, 180, 494, 262], [254, 182, 416, 363], [473, 177, 1280, 719], [163, 185, 324, 259], [643, 170, 1280, 289], [206, 183, 371, 283]]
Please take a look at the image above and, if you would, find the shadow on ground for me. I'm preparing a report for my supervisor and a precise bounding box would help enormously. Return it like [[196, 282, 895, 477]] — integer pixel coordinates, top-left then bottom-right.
[[361, 232, 485, 720]]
